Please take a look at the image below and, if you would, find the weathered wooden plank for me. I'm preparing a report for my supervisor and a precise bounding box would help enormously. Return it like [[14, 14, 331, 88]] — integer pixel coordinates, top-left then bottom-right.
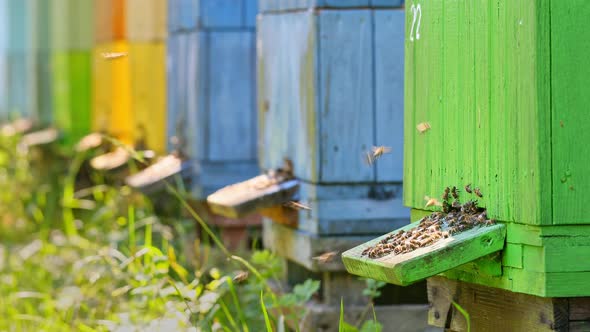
[[185, 32, 204, 159], [263, 218, 377, 272], [91, 44, 113, 132], [551, 2, 590, 225], [0, 0, 7, 118], [570, 321, 590, 332], [192, 160, 259, 198], [126, 0, 167, 42], [545, 272, 590, 298], [259, 0, 405, 12], [166, 33, 188, 152], [199, 0, 243, 28], [94, 0, 114, 42], [244, 0, 257, 28], [297, 182, 409, 235], [570, 298, 590, 321], [125, 155, 192, 193], [318, 10, 374, 182], [374, 9, 405, 182], [342, 223, 506, 286], [128, 42, 167, 154], [257, 11, 319, 182], [524, 240, 590, 273], [207, 174, 298, 219], [207, 31, 256, 162], [427, 276, 569, 332]]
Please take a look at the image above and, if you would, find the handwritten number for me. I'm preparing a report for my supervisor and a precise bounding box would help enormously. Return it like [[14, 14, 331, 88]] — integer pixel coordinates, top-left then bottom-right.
[[409, 3, 423, 42]]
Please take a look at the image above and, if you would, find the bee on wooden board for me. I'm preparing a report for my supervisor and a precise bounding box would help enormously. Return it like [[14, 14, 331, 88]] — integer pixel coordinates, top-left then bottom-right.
[[474, 187, 483, 198], [416, 122, 431, 134], [442, 187, 450, 201], [451, 186, 459, 199], [465, 184, 473, 194], [313, 251, 338, 264]]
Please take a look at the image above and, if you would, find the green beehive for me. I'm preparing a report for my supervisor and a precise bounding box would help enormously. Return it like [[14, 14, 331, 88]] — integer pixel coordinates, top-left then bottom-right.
[[51, 0, 93, 145], [343, 0, 590, 300]]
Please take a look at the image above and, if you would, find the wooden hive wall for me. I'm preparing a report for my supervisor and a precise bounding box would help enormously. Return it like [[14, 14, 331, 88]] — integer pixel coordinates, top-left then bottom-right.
[[51, 0, 94, 144], [403, 0, 590, 226], [257, 9, 405, 184], [0, 0, 8, 119], [168, 0, 259, 197], [126, 0, 167, 153], [259, 0, 405, 12]]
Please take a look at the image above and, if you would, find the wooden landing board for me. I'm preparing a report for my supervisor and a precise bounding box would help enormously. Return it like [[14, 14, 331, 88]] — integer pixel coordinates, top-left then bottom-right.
[[125, 154, 192, 194], [206, 174, 299, 219], [20, 128, 60, 148], [342, 222, 506, 286]]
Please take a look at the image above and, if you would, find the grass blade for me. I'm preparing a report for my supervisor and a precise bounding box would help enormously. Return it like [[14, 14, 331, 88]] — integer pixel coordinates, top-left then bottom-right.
[[452, 301, 471, 332], [261, 291, 273, 332]]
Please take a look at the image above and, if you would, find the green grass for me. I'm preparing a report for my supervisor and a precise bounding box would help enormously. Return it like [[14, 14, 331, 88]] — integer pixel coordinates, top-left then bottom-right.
[[0, 134, 320, 331]]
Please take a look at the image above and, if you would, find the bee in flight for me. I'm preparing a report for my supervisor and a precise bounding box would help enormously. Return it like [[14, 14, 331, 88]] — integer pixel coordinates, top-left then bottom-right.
[[284, 201, 311, 211], [102, 52, 128, 60], [313, 251, 338, 264], [233, 271, 249, 283], [416, 122, 431, 134]]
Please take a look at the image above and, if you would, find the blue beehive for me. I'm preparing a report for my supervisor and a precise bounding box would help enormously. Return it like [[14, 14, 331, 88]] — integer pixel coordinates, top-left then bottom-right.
[[255, 3, 408, 263], [5, 0, 35, 120], [167, 0, 259, 198]]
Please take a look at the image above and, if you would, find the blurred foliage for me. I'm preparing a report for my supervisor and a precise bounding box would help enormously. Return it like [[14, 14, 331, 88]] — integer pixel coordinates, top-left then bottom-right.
[[0, 134, 322, 331]]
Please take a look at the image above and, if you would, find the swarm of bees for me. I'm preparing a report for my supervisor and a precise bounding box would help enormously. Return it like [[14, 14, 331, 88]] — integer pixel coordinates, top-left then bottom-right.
[[362, 185, 496, 259]]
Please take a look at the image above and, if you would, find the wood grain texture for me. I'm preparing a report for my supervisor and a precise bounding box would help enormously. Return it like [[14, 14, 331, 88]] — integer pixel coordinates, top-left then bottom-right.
[[128, 42, 167, 153], [257, 11, 319, 182], [166, 33, 187, 152], [192, 160, 259, 199], [207, 31, 256, 162], [259, 0, 405, 12], [403, 0, 553, 226], [318, 10, 374, 182], [427, 276, 569, 332], [126, 0, 167, 42], [374, 9, 405, 182], [259, 10, 405, 183], [199, 0, 243, 28], [297, 182, 409, 235], [342, 223, 506, 286], [32, 0, 53, 125], [94, 0, 114, 42], [551, 2, 590, 225], [570, 298, 590, 321], [91, 44, 113, 132], [262, 218, 377, 272], [207, 176, 299, 218]]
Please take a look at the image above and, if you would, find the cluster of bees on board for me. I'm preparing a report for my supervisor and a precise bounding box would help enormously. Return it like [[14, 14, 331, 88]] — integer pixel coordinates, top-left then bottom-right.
[[362, 185, 497, 259]]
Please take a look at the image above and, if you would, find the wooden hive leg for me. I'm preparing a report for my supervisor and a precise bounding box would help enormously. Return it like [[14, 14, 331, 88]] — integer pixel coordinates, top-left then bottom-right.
[[427, 277, 573, 332]]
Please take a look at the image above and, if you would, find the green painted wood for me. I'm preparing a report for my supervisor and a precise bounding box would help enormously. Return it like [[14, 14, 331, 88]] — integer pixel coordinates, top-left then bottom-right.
[[342, 222, 506, 286], [404, 0, 552, 226], [51, 0, 94, 51], [502, 243, 523, 269], [551, 2, 590, 225], [52, 51, 92, 145]]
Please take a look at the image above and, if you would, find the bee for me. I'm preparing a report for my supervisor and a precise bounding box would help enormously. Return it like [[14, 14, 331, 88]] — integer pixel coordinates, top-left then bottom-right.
[[465, 184, 473, 194], [441, 231, 450, 238], [313, 251, 338, 264], [284, 201, 311, 211], [416, 122, 431, 134], [452, 200, 462, 209], [484, 219, 496, 226], [102, 51, 128, 60], [476, 212, 487, 223], [442, 201, 451, 213], [451, 186, 459, 199], [442, 187, 450, 201], [233, 271, 249, 283], [371, 146, 392, 161], [425, 197, 442, 208], [364, 151, 375, 165], [474, 187, 483, 198]]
